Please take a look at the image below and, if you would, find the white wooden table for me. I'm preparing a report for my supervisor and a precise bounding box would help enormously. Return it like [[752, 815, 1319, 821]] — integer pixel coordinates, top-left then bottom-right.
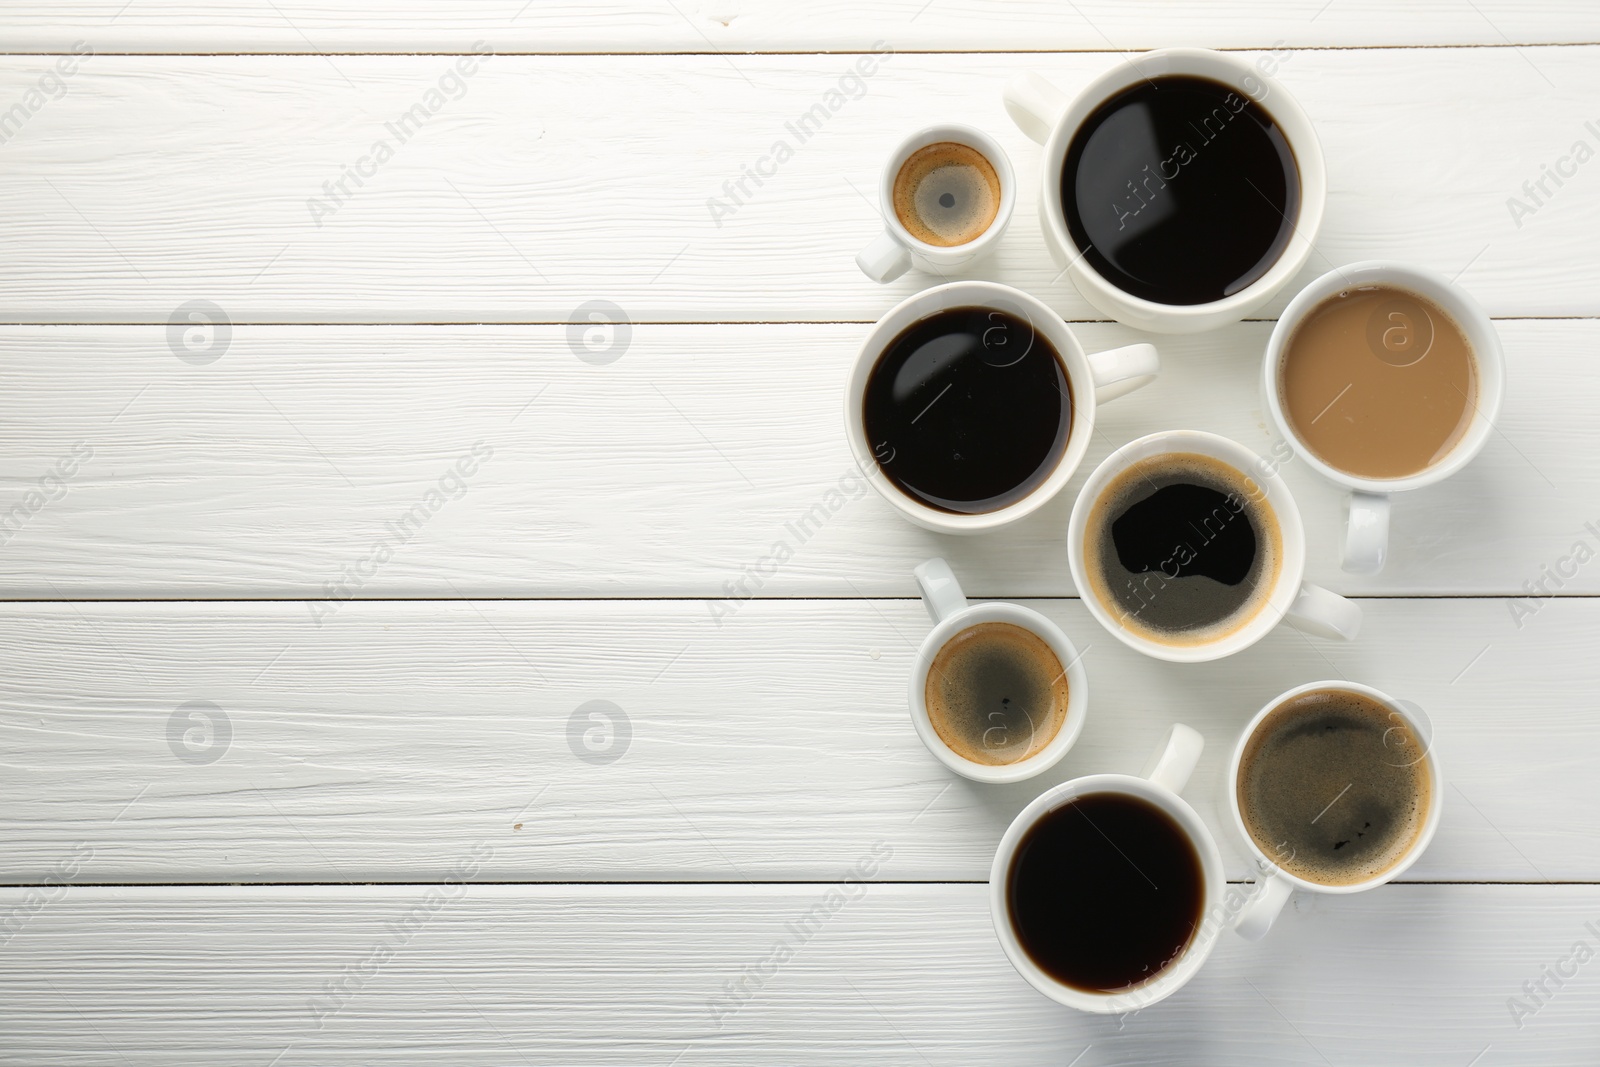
[[2, 4, 1598, 1063]]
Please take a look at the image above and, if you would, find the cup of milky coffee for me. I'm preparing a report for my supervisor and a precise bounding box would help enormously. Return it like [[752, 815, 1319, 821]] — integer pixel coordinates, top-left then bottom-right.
[[1227, 681, 1442, 941], [856, 124, 1016, 283], [1002, 48, 1326, 333], [846, 280, 1158, 534], [1264, 261, 1507, 574], [908, 557, 1087, 783], [1067, 430, 1362, 662], [991, 723, 1228, 1011]]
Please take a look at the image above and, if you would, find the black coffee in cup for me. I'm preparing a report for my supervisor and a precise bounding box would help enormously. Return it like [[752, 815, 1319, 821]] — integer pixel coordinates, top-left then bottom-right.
[[1061, 76, 1299, 306], [1007, 792, 1204, 992], [862, 306, 1071, 514]]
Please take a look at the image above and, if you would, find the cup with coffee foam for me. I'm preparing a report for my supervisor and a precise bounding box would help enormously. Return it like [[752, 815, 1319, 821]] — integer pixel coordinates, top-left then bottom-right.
[[1226, 681, 1443, 941], [856, 124, 1015, 283], [908, 557, 1087, 783]]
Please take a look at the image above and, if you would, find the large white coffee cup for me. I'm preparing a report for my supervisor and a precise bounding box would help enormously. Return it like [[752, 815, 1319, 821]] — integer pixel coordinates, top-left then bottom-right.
[[1067, 430, 1361, 662], [1228, 681, 1443, 941], [856, 123, 1016, 284], [909, 557, 1087, 783], [1002, 48, 1326, 334], [1262, 261, 1507, 574], [990, 724, 1226, 1012], [846, 280, 1158, 534]]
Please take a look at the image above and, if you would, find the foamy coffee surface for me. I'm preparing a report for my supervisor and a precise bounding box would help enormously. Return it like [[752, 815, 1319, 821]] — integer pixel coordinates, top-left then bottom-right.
[[1238, 688, 1433, 886], [1084, 452, 1282, 647], [924, 621, 1068, 765], [893, 142, 1001, 247]]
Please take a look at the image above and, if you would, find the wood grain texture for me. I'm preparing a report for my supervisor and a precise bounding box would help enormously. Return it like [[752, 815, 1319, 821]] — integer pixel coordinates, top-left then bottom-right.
[[3, 883, 1597, 1065], [9, 1, 1600, 52], [0, 49, 1595, 322], [0, 321, 1589, 599], [0, 597, 1589, 884]]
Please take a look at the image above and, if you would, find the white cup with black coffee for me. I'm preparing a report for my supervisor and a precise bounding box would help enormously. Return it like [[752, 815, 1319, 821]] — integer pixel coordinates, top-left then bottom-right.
[[856, 124, 1015, 283], [1067, 430, 1362, 662], [908, 557, 1087, 783], [1228, 681, 1442, 940], [1002, 48, 1327, 333], [846, 280, 1159, 534], [990, 723, 1229, 1012], [1263, 261, 1507, 574]]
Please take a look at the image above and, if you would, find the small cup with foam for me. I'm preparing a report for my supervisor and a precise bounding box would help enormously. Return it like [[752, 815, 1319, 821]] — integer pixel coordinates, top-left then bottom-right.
[[907, 557, 1087, 783], [856, 124, 1016, 284]]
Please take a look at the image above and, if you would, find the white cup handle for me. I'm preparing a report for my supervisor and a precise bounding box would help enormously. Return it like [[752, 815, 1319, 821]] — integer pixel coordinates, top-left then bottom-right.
[[1343, 490, 1390, 574], [1003, 71, 1070, 146], [1086, 343, 1160, 404], [914, 557, 969, 624], [1234, 870, 1296, 941], [1284, 582, 1362, 641], [1138, 723, 1204, 795], [857, 229, 912, 284]]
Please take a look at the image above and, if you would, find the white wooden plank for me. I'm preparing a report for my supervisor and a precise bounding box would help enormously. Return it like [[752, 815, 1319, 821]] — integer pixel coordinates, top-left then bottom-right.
[[1, 883, 1596, 1064], [8, 1, 1600, 52], [0, 49, 1595, 321], [0, 321, 1589, 598], [0, 597, 1591, 884]]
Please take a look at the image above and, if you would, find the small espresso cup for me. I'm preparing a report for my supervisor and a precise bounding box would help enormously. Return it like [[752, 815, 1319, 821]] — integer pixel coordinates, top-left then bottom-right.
[[856, 124, 1016, 284], [1228, 681, 1442, 941], [1263, 262, 1507, 574], [1002, 48, 1326, 333], [990, 724, 1226, 1012], [1067, 430, 1361, 662], [909, 557, 1086, 783], [846, 280, 1159, 534]]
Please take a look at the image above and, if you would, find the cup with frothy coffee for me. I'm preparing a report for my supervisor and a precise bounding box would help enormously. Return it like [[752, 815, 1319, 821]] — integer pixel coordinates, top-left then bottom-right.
[[1263, 261, 1506, 574], [908, 557, 1086, 783], [856, 124, 1015, 283], [1227, 681, 1442, 941], [1067, 430, 1362, 662]]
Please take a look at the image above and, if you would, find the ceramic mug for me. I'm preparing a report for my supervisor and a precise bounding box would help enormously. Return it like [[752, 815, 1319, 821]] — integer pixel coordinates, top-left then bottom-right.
[[990, 724, 1227, 1012], [1228, 681, 1443, 940], [908, 557, 1087, 783], [1067, 430, 1362, 662], [846, 280, 1158, 534], [1002, 48, 1326, 334], [1262, 261, 1507, 574], [856, 123, 1016, 283]]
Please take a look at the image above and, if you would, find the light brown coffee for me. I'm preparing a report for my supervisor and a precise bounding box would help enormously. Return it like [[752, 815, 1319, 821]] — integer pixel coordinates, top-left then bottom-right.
[[925, 621, 1068, 765], [892, 142, 1001, 247], [1279, 285, 1477, 479]]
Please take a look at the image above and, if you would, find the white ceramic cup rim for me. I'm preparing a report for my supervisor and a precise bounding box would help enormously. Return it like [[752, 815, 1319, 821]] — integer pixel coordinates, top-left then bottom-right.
[[1066, 430, 1309, 662], [909, 601, 1087, 783], [1225, 680, 1444, 894], [1039, 47, 1327, 323], [846, 280, 1098, 533], [1262, 260, 1507, 494], [989, 772, 1226, 1012], [878, 123, 1017, 259]]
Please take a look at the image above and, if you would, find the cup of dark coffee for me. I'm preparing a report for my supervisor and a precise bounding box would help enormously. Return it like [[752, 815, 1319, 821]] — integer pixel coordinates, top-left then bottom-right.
[[1228, 681, 1442, 940], [990, 724, 1227, 1012], [1264, 262, 1507, 573], [1002, 48, 1326, 333], [846, 281, 1159, 534], [909, 557, 1087, 783], [856, 124, 1015, 283], [1067, 430, 1361, 661]]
